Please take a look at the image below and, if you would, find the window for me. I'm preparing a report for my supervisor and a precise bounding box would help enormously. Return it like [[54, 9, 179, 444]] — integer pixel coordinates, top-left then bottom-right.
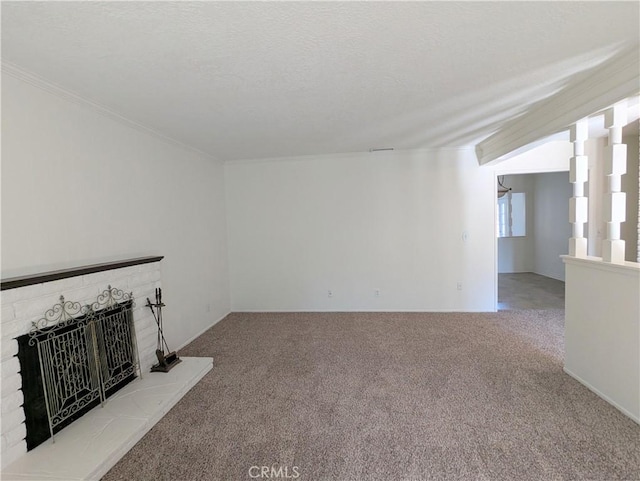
[[497, 192, 526, 237]]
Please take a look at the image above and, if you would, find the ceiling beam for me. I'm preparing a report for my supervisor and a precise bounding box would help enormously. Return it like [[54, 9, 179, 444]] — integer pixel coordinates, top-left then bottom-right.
[[476, 44, 640, 165]]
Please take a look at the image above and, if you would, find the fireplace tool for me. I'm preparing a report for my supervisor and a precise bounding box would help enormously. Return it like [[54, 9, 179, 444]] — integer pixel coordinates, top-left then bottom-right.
[[146, 288, 181, 372]]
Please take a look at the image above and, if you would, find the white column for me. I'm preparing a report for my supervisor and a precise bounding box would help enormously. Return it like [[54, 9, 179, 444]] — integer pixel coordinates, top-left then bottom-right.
[[569, 118, 589, 257], [602, 100, 627, 264], [637, 129, 639, 263]]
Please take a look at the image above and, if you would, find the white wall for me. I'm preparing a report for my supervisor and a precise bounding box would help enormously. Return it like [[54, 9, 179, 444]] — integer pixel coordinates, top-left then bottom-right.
[[494, 140, 572, 174], [497, 175, 535, 273], [563, 256, 640, 423], [532, 172, 571, 281], [225, 149, 496, 312], [1, 73, 231, 348]]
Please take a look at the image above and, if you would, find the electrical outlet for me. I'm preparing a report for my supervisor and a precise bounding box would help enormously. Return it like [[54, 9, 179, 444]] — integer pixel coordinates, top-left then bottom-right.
[[328, 290, 333, 298], [457, 282, 463, 291], [374, 289, 381, 297]]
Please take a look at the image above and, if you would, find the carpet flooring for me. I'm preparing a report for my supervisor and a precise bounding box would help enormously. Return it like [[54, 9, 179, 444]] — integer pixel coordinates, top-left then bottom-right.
[[103, 311, 640, 481]]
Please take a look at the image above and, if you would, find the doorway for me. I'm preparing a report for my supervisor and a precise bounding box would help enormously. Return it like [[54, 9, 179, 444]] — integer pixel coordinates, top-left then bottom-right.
[[495, 172, 571, 310]]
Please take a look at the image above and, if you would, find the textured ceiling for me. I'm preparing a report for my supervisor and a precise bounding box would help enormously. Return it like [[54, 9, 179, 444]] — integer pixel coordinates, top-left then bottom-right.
[[2, 1, 639, 161]]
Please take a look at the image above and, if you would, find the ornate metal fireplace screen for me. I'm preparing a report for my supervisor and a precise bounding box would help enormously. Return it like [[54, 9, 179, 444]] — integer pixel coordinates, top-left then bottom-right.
[[28, 286, 140, 442]]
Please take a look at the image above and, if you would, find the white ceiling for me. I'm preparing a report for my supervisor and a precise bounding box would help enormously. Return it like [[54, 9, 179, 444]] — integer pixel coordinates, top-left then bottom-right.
[[2, 1, 639, 161]]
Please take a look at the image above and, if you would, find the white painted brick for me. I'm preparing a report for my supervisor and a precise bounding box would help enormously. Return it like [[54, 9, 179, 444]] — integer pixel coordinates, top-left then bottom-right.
[[1, 357, 21, 379], [0, 284, 44, 305], [133, 309, 154, 323], [137, 339, 157, 358], [135, 322, 156, 335], [0, 403, 25, 433], [132, 309, 149, 322], [13, 292, 71, 321], [103, 278, 136, 296], [137, 332, 156, 345], [132, 290, 157, 307], [83, 269, 117, 286], [1, 391, 24, 414], [136, 317, 155, 330], [137, 335, 156, 351], [138, 262, 161, 274], [40, 276, 84, 296], [137, 330, 158, 348], [1, 317, 33, 340], [136, 321, 155, 336], [63, 284, 109, 305], [141, 348, 155, 360], [134, 325, 153, 339], [132, 307, 151, 320], [138, 351, 156, 369], [82, 266, 138, 286], [14, 285, 101, 321], [5, 422, 26, 446], [137, 329, 158, 347], [140, 350, 158, 370], [129, 271, 161, 289], [138, 324, 156, 339], [137, 342, 155, 357], [0, 339, 19, 362], [140, 353, 156, 372], [136, 313, 156, 328], [134, 283, 157, 294], [1, 439, 26, 469], [117, 265, 140, 276], [85, 276, 131, 293], [137, 309, 154, 320], [1, 372, 22, 398], [1, 304, 15, 324], [134, 297, 156, 310]]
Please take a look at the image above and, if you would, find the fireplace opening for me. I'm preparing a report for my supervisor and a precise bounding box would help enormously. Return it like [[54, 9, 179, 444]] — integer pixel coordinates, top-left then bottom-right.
[[15, 287, 140, 450]]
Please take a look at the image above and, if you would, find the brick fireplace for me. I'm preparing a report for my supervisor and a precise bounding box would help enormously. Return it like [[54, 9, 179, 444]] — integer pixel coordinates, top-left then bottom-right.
[[0, 256, 212, 478]]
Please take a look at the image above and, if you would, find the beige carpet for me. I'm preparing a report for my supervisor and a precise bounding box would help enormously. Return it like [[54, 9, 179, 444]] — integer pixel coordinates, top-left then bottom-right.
[[103, 311, 639, 481]]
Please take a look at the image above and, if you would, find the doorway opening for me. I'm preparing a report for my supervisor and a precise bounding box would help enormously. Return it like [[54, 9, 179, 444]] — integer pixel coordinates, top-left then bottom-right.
[[495, 172, 571, 311]]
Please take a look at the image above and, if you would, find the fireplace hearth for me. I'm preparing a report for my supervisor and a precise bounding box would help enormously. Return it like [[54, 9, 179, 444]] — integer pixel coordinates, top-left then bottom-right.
[[17, 286, 140, 449]]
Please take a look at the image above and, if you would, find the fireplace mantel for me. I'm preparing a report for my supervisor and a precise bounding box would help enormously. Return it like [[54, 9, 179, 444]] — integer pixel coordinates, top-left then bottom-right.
[[1, 256, 164, 291]]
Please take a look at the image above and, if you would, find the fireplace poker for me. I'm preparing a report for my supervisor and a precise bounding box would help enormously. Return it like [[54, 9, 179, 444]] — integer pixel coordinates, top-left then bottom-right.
[[146, 288, 180, 372], [156, 288, 163, 352], [155, 288, 161, 353]]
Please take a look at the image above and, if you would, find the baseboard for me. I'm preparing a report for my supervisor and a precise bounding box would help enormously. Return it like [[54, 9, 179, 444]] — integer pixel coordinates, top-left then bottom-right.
[[532, 270, 565, 282], [177, 311, 231, 351], [563, 367, 639, 424], [230, 309, 494, 313]]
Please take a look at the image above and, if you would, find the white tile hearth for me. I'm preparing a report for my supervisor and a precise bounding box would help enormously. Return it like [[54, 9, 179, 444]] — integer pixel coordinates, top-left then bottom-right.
[[1, 357, 212, 481]]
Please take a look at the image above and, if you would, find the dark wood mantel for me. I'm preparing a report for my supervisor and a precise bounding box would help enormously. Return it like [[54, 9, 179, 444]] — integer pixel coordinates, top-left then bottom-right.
[[1, 256, 164, 291]]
